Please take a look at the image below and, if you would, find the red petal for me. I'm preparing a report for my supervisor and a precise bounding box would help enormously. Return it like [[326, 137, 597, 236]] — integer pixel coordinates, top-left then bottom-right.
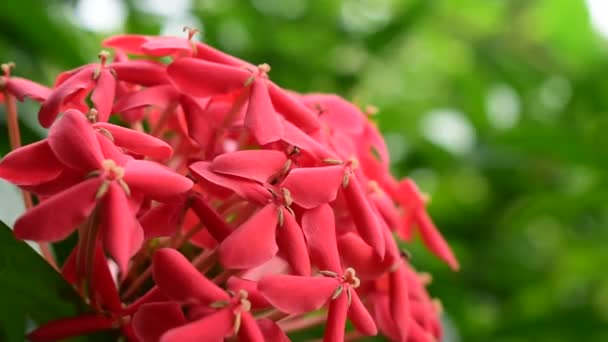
[[277, 207, 311, 276], [111, 60, 170, 86], [132, 302, 187, 342], [140, 202, 181, 239], [338, 233, 390, 280], [218, 204, 279, 269], [112, 84, 179, 113], [369, 294, 400, 341], [210, 150, 287, 183], [416, 209, 460, 271], [371, 189, 401, 231], [268, 83, 320, 133], [282, 119, 334, 159], [323, 290, 349, 342], [193, 42, 251, 68], [226, 277, 269, 309], [14, 178, 102, 241], [94, 122, 173, 160], [303, 94, 365, 134], [124, 159, 193, 200], [101, 183, 142, 275], [152, 248, 229, 304], [91, 69, 116, 122], [168, 58, 249, 97], [142, 36, 192, 56], [124, 286, 169, 315], [238, 312, 265, 342], [27, 315, 113, 342], [281, 165, 343, 209], [258, 274, 337, 314], [245, 79, 284, 145], [257, 319, 290, 342], [6, 77, 51, 102], [91, 242, 123, 313], [189, 161, 272, 205], [348, 291, 378, 336], [48, 109, 104, 172], [0, 140, 63, 185], [190, 194, 232, 242], [39, 66, 94, 127], [102, 34, 149, 54], [390, 265, 411, 341], [342, 177, 386, 257], [179, 94, 213, 147], [301, 204, 342, 272], [160, 307, 234, 342]]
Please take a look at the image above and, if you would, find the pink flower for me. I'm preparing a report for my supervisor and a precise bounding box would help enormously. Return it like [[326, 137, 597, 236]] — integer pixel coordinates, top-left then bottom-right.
[[3, 110, 192, 273], [0, 30, 459, 342], [133, 248, 268, 342]]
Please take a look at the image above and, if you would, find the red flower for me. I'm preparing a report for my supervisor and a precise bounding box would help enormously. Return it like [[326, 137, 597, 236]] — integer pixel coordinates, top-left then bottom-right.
[[0, 30, 459, 342], [134, 248, 268, 342], [3, 110, 192, 273]]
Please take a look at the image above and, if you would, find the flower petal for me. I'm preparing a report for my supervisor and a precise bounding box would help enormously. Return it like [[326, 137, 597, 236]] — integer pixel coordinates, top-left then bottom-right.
[[281, 165, 343, 209], [27, 315, 113, 342], [141, 36, 192, 56], [390, 265, 411, 341], [132, 302, 187, 342], [303, 94, 365, 134], [337, 233, 390, 280], [348, 290, 378, 336], [257, 319, 290, 342], [0, 140, 63, 185], [102, 34, 149, 54], [168, 58, 250, 97], [101, 183, 142, 276], [218, 204, 279, 270], [416, 209, 460, 271], [226, 277, 270, 309], [6, 77, 51, 102], [277, 207, 311, 276], [91, 69, 116, 122], [111, 60, 170, 86], [94, 122, 173, 160], [152, 248, 229, 304], [39, 66, 95, 127], [179, 94, 213, 147], [245, 79, 284, 145], [160, 307, 234, 342], [14, 178, 102, 241], [342, 177, 386, 257], [210, 150, 287, 184], [301, 204, 342, 273], [139, 202, 181, 239], [238, 312, 265, 342], [189, 161, 272, 205], [48, 109, 104, 172], [124, 159, 193, 200], [258, 274, 337, 314], [269, 83, 320, 133], [193, 42, 251, 68], [324, 290, 349, 342], [282, 119, 334, 160], [112, 84, 179, 113]]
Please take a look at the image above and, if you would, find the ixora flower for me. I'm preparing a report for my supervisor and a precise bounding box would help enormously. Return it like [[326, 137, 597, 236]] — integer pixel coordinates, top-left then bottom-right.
[[0, 29, 457, 342]]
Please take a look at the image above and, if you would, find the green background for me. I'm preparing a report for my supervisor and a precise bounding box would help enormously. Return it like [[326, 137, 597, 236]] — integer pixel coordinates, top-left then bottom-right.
[[1, 0, 608, 341]]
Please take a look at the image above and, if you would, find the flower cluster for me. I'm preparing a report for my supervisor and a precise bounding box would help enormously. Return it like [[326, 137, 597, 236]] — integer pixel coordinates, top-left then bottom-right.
[[0, 29, 458, 342]]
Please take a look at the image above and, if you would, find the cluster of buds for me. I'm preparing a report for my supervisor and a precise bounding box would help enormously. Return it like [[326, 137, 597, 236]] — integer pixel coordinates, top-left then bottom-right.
[[0, 28, 458, 342]]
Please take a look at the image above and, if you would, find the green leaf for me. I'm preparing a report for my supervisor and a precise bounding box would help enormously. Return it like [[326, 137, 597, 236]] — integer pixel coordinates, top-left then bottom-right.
[[0, 220, 112, 341]]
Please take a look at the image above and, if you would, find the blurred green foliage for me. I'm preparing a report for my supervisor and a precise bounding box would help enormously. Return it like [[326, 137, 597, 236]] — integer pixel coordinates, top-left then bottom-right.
[[2, 0, 608, 341]]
